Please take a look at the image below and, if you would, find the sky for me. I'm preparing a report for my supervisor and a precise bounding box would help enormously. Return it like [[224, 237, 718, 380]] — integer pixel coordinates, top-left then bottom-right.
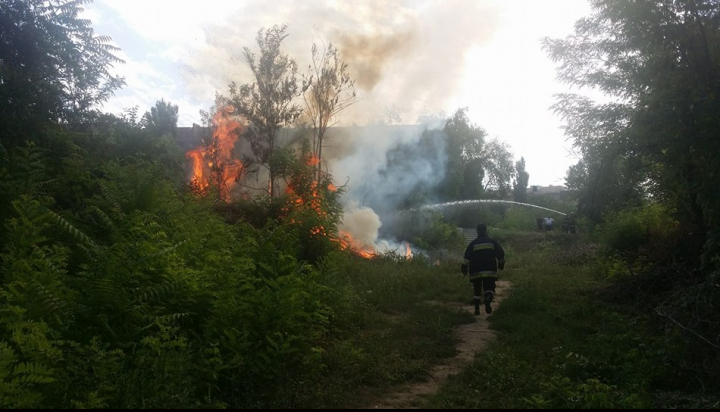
[[84, 0, 595, 187]]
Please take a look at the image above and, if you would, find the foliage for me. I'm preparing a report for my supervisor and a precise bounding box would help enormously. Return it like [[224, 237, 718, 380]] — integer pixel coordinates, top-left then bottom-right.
[[497, 206, 537, 232], [227, 25, 303, 197], [0, 0, 125, 145], [410, 212, 464, 252], [544, 0, 720, 264], [378, 108, 518, 213], [429, 232, 719, 409], [441, 108, 487, 201], [0, 130, 475, 407], [596, 203, 679, 259], [512, 157, 529, 203], [281, 144, 345, 263], [481, 138, 515, 197], [142, 99, 179, 137], [301, 42, 359, 180], [0, 159, 338, 408]]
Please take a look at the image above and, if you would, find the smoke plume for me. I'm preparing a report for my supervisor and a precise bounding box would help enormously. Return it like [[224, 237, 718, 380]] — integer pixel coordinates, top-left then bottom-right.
[[180, 0, 498, 123], [338, 206, 382, 248], [337, 30, 417, 92]]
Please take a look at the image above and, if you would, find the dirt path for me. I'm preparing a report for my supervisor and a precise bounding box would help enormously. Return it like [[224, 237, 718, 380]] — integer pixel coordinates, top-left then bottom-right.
[[364, 280, 512, 409]]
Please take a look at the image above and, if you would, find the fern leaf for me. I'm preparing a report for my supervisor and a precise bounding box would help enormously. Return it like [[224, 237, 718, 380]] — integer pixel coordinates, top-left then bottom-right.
[[93, 35, 113, 44], [76, 244, 94, 260], [35, 284, 72, 321], [13, 362, 55, 378], [140, 313, 190, 331], [146, 240, 187, 260], [134, 281, 179, 305], [48, 211, 98, 250], [98, 181, 124, 220], [89, 206, 115, 230]]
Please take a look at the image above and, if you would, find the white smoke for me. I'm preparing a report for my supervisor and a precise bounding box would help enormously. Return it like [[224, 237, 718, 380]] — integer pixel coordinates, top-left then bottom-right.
[[339, 205, 413, 257], [338, 205, 382, 248], [329, 120, 448, 250], [179, 0, 498, 124]]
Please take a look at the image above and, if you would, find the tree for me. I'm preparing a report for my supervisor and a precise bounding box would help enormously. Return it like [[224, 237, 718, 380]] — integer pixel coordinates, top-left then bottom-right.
[[301, 42, 358, 180], [0, 0, 125, 145], [543, 0, 720, 255], [481, 138, 515, 197], [513, 157, 529, 203], [433, 108, 516, 201], [564, 153, 644, 223], [442, 109, 486, 201], [228, 25, 303, 198], [461, 158, 484, 200], [143, 99, 179, 137]]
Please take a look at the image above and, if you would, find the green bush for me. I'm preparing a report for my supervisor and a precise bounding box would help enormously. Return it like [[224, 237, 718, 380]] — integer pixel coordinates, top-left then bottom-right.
[[0, 147, 346, 408], [412, 213, 464, 251], [596, 204, 678, 257]]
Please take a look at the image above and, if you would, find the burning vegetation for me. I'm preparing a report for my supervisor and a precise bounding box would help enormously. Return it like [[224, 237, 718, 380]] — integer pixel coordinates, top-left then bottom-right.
[[181, 26, 433, 262], [187, 119, 402, 259], [186, 106, 244, 201]]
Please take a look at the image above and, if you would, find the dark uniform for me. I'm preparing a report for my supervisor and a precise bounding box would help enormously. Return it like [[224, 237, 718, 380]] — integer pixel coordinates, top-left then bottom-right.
[[461, 229, 505, 315]]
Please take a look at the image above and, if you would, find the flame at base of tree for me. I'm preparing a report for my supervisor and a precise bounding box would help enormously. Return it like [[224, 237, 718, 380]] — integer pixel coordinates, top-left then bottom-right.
[[283, 153, 379, 259], [186, 148, 209, 192], [185, 106, 243, 201]]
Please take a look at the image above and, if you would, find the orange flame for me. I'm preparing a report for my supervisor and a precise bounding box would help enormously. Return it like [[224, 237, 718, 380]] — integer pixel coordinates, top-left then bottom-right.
[[283, 153, 370, 256], [185, 106, 243, 201], [337, 231, 375, 259], [405, 243, 413, 260], [186, 148, 209, 192], [307, 155, 321, 167]]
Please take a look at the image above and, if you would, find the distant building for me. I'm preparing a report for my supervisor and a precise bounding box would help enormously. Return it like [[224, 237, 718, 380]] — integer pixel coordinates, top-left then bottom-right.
[[530, 185, 567, 195]]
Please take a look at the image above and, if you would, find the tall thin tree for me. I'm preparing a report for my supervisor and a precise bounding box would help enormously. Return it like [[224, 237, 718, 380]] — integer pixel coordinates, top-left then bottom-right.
[[513, 157, 529, 203], [301, 42, 359, 180], [228, 25, 302, 197]]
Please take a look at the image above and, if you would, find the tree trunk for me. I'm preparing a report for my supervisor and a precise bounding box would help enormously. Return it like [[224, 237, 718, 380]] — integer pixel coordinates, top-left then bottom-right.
[[317, 134, 323, 182]]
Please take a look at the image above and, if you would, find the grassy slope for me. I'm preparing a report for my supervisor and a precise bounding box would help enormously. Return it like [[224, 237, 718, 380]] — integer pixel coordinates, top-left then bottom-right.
[[427, 230, 720, 409]]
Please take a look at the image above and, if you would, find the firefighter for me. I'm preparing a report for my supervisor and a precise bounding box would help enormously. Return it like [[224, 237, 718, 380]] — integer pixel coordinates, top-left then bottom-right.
[[536, 217, 544, 231], [461, 224, 505, 315]]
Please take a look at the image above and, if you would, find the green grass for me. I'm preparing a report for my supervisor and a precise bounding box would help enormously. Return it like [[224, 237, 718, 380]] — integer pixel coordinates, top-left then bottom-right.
[[285, 252, 475, 408], [426, 231, 720, 409]]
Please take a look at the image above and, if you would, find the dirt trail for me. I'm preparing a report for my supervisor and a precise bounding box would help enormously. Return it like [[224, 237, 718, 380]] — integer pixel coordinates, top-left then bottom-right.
[[365, 280, 512, 409]]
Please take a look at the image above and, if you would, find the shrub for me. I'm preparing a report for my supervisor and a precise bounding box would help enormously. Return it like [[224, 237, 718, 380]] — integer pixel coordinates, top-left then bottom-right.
[[596, 204, 678, 258], [411, 212, 464, 251]]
